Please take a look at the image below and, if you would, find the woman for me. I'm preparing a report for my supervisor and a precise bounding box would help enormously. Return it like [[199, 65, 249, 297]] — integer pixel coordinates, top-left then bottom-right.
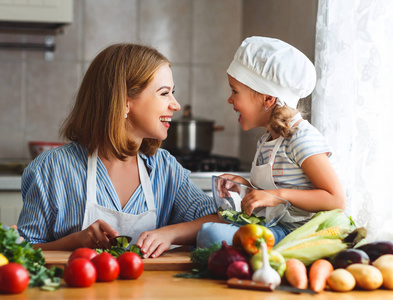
[[197, 36, 346, 247], [17, 43, 219, 258]]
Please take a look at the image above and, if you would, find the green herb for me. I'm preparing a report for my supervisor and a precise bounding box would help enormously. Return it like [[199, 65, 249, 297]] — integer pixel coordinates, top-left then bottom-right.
[[174, 243, 221, 279], [0, 224, 62, 288]]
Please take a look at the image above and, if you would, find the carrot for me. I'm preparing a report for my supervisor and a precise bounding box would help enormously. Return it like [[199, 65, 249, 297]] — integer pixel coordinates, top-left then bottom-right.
[[309, 259, 334, 292], [285, 258, 308, 289]]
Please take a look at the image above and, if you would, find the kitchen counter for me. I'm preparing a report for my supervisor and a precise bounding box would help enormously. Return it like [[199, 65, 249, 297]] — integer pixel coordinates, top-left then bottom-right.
[[0, 175, 21, 190], [2, 248, 391, 299], [4, 270, 393, 299]]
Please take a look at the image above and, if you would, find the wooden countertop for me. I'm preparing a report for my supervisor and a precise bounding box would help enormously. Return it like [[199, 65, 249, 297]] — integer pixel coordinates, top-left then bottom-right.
[[2, 248, 392, 299], [4, 270, 393, 300]]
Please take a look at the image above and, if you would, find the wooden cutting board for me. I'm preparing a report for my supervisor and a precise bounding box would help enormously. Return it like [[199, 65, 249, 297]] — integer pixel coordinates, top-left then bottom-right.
[[43, 246, 196, 271]]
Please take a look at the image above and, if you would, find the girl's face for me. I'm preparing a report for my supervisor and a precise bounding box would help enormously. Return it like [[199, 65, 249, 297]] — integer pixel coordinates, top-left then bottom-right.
[[227, 75, 267, 131], [127, 63, 180, 144]]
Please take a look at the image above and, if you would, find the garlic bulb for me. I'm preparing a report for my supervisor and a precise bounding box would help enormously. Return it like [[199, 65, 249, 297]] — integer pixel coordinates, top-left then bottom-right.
[[251, 241, 281, 290]]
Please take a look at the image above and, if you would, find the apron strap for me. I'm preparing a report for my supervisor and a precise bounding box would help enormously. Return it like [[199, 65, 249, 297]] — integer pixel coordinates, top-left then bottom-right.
[[137, 154, 155, 211], [86, 149, 98, 204]]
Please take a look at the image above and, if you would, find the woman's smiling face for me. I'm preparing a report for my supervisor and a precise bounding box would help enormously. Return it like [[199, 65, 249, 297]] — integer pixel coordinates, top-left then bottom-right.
[[227, 75, 267, 131], [127, 63, 180, 144]]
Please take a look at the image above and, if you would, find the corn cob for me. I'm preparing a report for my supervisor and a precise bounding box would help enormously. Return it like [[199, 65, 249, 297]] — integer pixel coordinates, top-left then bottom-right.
[[278, 237, 347, 266], [301, 226, 349, 240]]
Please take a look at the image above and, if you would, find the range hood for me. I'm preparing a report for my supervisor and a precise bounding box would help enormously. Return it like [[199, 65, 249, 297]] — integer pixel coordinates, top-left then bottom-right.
[[0, 0, 73, 35]]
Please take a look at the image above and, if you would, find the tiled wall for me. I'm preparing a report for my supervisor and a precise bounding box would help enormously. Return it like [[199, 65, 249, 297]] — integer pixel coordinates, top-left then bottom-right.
[[0, 0, 242, 160]]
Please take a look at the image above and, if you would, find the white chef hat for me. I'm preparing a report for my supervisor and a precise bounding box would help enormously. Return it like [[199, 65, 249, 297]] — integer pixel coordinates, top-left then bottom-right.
[[227, 36, 316, 109]]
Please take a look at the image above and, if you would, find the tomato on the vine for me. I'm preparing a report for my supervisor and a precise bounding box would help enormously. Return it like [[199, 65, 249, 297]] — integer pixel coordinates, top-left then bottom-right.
[[64, 258, 97, 287], [0, 263, 30, 294], [68, 248, 98, 263], [117, 252, 143, 279], [91, 252, 119, 282]]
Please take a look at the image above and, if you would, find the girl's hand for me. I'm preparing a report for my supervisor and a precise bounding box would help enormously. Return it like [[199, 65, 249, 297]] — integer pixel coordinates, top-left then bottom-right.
[[241, 189, 287, 216], [78, 219, 119, 249], [136, 227, 175, 258], [219, 174, 251, 187]]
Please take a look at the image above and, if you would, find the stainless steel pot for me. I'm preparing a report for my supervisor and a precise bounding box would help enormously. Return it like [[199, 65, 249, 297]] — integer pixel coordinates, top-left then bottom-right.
[[161, 105, 224, 156]]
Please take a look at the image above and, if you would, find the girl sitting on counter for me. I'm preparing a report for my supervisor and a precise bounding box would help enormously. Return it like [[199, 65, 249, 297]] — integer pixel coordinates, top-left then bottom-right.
[[17, 43, 219, 258], [197, 37, 346, 247]]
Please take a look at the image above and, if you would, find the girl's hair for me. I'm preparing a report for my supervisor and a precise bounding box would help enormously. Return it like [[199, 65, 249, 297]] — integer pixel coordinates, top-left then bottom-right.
[[252, 90, 299, 139], [61, 43, 169, 160], [269, 104, 298, 139]]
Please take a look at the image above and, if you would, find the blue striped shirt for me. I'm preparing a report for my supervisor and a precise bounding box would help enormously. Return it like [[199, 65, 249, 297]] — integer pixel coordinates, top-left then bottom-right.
[[17, 142, 216, 244]]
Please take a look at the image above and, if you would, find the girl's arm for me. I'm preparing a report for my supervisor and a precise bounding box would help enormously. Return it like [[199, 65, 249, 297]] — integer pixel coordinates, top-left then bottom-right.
[[241, 153, 346, 215]]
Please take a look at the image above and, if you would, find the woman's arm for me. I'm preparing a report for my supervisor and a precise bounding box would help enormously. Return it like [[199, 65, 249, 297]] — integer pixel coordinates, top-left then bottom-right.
[[241, 153, 346, 215], [136, 214, 222, 258]]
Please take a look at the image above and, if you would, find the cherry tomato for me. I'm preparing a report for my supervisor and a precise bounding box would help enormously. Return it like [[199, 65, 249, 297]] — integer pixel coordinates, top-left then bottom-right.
[[64, 258, 97, 287], [0, 263, 30, 294], [117, 252, 143, 279], [91, 252, 120, 282], [68, 248, 98, 263]]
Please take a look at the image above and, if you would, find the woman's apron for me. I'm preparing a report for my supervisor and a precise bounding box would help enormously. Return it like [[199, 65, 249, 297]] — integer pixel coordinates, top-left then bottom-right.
[[81, 150, 157, 240], [250, 113, 303, 226]]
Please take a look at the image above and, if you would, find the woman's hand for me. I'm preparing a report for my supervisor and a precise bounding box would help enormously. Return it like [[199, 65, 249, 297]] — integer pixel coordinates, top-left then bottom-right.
[[77, 219, 119, 249], [136, 227, 175, 259], [241, 189, 286, 216]]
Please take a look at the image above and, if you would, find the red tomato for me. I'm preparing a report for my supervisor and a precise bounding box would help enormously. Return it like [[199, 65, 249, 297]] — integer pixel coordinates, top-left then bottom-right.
[[64, 258, 97, 287], [91, 252, 119, 282], [68, 248, 98, 263], [0, 263, 30, 294], [117, 252, 143, 279]]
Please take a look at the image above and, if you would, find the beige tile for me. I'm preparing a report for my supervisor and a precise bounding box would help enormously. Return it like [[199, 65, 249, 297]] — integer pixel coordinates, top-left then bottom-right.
[[192, 65, 238, 133], [139, 0, 192, 63], [171, 64, 191, 113], [0, 61, 25, 158], [212, 131, 239, 158], [193, 0, 242, 64], [25, 61, 80, 143], [0, 34, 25, 61], [84, 0, 138, 61]]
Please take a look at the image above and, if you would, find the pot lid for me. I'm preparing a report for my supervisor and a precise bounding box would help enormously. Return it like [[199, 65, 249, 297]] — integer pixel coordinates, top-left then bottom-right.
[[173, 105, 214, 123]]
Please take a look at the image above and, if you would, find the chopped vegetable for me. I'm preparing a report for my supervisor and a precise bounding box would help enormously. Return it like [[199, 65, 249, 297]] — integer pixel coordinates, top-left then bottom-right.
[[96, 243, 143, 258], [284, 258, 308, 289], [0, 223, 62, 288], [219, 209, 265, 226], [309, 259, 334, 293], [233, 224, 274, 255]]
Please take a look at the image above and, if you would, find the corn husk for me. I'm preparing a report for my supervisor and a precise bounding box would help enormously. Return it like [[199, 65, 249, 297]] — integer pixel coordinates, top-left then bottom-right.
[[273, 209, 362, 266]]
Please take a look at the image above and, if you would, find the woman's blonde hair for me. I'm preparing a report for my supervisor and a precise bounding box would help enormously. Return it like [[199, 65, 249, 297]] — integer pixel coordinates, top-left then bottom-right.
[[61, 43, 169, 159]]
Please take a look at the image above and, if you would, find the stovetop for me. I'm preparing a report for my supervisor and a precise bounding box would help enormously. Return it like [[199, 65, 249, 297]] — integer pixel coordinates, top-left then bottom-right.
[[174, 154, 241, 172]]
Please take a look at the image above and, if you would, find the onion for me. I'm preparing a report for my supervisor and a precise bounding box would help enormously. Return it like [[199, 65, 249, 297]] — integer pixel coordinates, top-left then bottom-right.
[[207, 241, 249, 278]]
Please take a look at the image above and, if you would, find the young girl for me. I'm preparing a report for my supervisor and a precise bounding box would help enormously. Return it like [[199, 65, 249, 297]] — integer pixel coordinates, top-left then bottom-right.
[[17, 43, 219, 258], [197, 36, 346, 247]]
